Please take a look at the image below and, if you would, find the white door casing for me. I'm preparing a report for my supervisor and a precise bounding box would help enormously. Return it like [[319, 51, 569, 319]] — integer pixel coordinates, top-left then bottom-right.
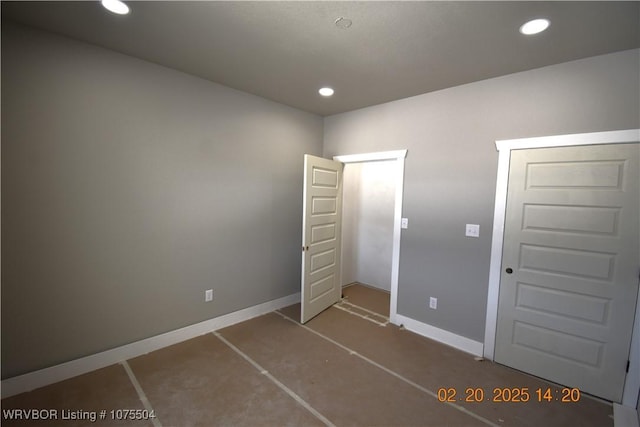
[[301, 155, 344, 324], [494, 143, 639, 402], [333, 150, 407, 325], [484, 129, 640, 407]]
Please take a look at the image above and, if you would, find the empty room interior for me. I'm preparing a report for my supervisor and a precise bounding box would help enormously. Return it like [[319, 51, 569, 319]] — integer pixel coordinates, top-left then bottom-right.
[[2, 1, 640, 426]]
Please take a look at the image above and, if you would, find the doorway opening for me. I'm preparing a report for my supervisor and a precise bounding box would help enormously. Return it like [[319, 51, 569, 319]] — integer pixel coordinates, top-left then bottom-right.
[[334, 150, 407, 325], [342, 160, 396, 292]]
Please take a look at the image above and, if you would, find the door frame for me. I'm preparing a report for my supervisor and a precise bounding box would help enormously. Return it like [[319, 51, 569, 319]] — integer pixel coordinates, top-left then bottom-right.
[[333, 149, 407, 325], [483, 129, 640, 407]]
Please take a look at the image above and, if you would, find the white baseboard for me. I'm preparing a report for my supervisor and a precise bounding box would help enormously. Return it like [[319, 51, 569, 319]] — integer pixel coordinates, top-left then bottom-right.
[[614, 403, 639, 427], [396, 314, 484, 357], [1, 292, 300, 399]]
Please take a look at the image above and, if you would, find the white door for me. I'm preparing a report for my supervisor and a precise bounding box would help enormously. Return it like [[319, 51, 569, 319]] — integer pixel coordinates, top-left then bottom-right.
[[301, 155, 343, 324], [495, 143, 639, 402]]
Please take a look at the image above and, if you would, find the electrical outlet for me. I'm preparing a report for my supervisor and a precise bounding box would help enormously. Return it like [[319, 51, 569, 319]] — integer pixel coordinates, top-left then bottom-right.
[[429, 297, 437, 310], [205, 289, 213, 302]]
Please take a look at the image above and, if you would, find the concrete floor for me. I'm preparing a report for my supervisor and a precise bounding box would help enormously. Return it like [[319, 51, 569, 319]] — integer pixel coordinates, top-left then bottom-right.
[[2, 284, 613, 426]]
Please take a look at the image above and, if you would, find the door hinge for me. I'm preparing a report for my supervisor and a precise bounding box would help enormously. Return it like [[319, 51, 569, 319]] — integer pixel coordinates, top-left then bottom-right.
[[626, 360, 630, 373]]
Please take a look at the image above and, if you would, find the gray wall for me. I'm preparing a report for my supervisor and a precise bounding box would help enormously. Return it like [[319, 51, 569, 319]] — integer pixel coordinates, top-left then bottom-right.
[[1, 22, 323, 379], [341, 161, 395, 291], [3, 20, 639, 380], [324, 49, 640, 342]]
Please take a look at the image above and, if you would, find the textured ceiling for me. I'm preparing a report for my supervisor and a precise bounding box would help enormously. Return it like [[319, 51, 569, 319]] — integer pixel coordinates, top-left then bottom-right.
[[3, 1, 639, 116]]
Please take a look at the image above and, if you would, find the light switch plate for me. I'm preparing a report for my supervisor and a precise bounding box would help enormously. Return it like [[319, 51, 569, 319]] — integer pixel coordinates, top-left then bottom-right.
[[465, 224, 480, 238], [401, 218, 408, 229]]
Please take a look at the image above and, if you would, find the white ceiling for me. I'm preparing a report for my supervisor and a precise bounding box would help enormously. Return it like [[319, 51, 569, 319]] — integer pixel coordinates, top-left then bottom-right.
[[3, 1, 639, 116]]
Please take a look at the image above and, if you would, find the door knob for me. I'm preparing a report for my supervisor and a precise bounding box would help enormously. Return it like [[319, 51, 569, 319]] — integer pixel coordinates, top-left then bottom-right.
[[505, 268, 513, 274]]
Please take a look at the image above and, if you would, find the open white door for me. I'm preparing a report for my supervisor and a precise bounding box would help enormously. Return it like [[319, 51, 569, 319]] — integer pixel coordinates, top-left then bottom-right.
[[301, 155, 343, 324]]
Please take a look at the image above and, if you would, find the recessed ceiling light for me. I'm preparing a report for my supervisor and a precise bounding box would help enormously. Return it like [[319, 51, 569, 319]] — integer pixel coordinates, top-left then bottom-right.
[[319, 87, 335, 97], [101, 0, 130, 15], [519, 18, 550, 35]]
